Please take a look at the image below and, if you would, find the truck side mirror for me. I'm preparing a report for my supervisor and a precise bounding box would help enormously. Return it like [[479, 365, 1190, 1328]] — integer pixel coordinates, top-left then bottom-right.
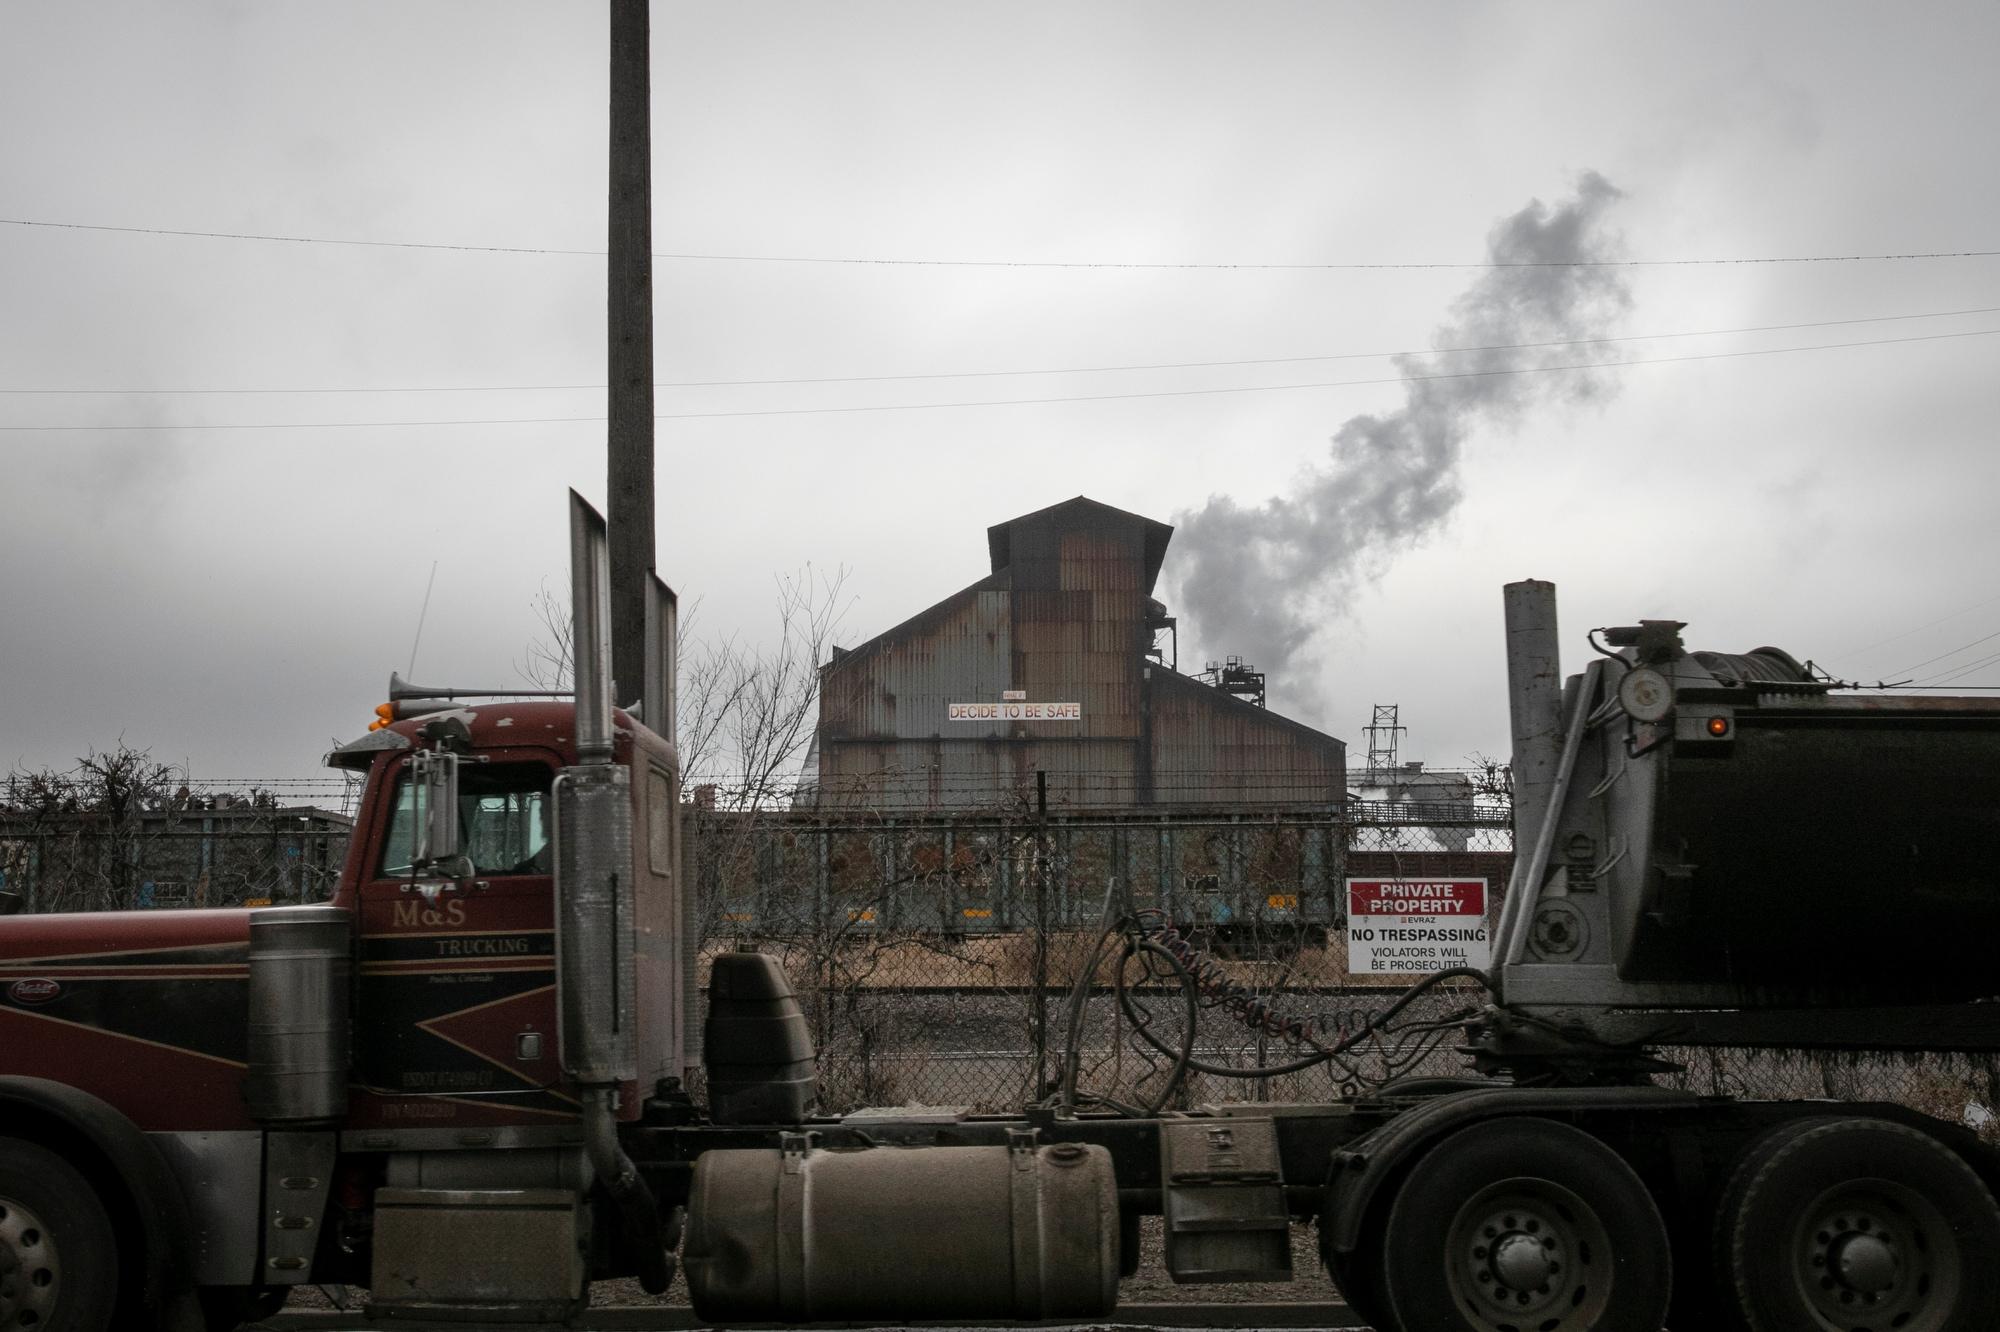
[[409, 749, 467, 878]]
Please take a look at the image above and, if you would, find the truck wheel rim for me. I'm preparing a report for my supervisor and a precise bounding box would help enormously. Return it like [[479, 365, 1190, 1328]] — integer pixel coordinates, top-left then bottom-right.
[[0, 1194, 61, 1329], [1446, 1177, 1612, 1330], [1790, 1182, 1957, 1332]]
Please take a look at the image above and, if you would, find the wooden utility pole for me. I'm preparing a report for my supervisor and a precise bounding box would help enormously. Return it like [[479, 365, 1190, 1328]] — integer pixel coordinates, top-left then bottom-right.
[[607, 0, 654, 707]]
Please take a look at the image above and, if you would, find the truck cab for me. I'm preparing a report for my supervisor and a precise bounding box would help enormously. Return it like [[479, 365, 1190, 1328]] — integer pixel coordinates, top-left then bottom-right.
[[328, 703, 688, 1130], [0, 493, 689, 1329]]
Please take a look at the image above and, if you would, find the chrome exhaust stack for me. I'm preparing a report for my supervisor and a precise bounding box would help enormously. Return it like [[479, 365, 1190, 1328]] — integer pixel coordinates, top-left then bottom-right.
[[560, 489, 671, 1293]]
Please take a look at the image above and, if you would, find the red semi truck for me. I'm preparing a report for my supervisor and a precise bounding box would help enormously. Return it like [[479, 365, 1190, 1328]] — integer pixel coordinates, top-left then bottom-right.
[[4, 504, 2000, 1332]]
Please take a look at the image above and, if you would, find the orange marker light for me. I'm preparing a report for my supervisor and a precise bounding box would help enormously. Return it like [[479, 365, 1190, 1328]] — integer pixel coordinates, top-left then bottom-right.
[[1707, 716, 1730, 737], [368, 702, 395, 732]]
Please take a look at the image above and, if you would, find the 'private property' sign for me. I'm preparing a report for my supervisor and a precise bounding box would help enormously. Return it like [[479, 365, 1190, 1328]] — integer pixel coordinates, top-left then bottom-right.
[[1345, 878, 1491, 974]]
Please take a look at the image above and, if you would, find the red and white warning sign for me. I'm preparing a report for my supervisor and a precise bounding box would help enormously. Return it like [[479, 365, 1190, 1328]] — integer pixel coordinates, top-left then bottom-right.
[[1345, 878, 1491, 975]]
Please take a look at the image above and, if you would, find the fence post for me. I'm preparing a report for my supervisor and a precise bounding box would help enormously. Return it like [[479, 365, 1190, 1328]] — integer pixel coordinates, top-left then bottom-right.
[[816, 824, 834, 1057], [679, 802, 701, 1086], [1032, 770, 1050, 1098]]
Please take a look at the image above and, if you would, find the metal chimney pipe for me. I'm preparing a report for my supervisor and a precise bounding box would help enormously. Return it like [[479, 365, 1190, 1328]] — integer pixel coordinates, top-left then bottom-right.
[[1503, 581, 1562, 849]]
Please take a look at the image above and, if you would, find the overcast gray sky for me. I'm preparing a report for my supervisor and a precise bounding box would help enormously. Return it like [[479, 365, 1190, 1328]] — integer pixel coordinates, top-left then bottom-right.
[[3, 1, 1997, 790]]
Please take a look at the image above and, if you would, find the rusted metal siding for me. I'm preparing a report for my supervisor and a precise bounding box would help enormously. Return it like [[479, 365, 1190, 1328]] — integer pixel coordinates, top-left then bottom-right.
[[817, 498, 1344, 812], [1148, 670, 1344, 806], [821, 589, 1012, 741]]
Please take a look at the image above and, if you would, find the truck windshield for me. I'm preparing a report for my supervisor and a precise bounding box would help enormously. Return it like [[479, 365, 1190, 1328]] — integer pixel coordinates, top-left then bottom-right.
[[379, 761, 553, 877]]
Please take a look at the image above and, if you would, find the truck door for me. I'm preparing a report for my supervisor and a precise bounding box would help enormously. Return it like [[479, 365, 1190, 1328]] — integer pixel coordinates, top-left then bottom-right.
[[351, 751, 576, 1127]]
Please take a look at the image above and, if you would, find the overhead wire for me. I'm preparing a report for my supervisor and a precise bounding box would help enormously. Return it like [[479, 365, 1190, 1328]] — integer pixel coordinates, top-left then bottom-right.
[[1828, 589, 2000, 663], [1918, 654, 2000, 688], [652, 324, 2000, 418], [1906, 644, 2000, 688], [0, 415, 602, 433], [4, 215, 1998, 270], [635, 304, 2000, 387], [3, 326, 1995, 431], [5, 303, 1996, 396], [1885, 626, 2000, 680]]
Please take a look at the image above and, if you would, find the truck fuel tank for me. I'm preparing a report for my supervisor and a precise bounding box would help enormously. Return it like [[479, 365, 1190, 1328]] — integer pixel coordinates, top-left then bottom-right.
[[683, 1135, 1119, 1322]]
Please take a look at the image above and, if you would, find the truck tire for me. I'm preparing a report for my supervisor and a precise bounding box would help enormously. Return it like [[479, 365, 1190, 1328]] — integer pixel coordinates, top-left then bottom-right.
[[0, 1136, 120, 1332], [1377, 1116, 1671, 1332], [1320, 1238, 1400, 1332], [1716, 1115, 2000, 1332]]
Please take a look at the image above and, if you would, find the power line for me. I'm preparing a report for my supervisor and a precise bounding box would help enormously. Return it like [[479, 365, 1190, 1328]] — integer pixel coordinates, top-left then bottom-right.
[[613, 248, 2000, 272], [0, 416, 600, 433], [0, 216, 599, 258], [1829, 589, 2000, 663], [655, 326, 2000, 420], [1893, 626, 2000, 681], [4, 215, 1998, 271], [660, 305, 2000, 386], [1915, 650, 2000, 688], [2, 326, 1993, 431], [12, 303, 1991, 398]]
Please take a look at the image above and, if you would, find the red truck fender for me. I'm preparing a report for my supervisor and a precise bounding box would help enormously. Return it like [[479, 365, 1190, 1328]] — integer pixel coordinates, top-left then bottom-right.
[[0, 1075, 200, 1329]]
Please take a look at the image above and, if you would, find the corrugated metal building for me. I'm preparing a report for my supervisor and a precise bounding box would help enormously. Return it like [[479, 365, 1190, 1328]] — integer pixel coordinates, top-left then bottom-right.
[[813, 496, 1345, 811]]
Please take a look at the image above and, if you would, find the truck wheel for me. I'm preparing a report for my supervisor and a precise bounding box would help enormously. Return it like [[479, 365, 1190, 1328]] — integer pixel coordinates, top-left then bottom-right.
[[1716, 1116, 2000, 1332], [0, 1137, 119, 1332], [1321, 1239, 1401, 1332], [1378, 1116, 1671, 1332]]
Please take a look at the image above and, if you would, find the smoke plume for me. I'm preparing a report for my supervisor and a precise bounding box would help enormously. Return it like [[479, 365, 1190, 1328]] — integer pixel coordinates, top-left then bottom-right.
[[1171, 171, 1629, 689]]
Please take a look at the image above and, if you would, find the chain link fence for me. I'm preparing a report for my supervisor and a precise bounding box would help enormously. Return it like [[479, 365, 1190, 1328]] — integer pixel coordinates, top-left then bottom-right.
[[688, 800, 2000, 1137], [0, 803, 353, 911], [687, 804, 1511, 1114], [1656, 1048, 2000, 1137], [1, 753, 359, 912], [15, 763, 1989, 1134]]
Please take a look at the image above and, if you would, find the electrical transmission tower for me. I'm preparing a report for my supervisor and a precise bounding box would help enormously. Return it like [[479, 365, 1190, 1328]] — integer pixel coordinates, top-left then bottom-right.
[[1364, 704, 1405, 778]]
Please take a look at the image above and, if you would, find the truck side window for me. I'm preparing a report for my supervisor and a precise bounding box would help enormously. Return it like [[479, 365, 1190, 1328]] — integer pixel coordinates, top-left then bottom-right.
[[379, 761, 554, 877]]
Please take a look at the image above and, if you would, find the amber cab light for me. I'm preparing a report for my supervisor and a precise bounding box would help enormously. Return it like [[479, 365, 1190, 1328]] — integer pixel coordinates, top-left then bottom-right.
[[368, 702, 395, 732], [1706, 716, 1730, 737]]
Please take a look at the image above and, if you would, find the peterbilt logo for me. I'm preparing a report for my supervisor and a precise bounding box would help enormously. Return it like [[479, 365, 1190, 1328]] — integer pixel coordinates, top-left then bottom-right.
[[6, 978, 61, 1005]]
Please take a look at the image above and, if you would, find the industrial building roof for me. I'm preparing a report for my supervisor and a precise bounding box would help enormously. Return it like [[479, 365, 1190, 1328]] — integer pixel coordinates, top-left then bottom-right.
[[986, 496, 1174, 594]]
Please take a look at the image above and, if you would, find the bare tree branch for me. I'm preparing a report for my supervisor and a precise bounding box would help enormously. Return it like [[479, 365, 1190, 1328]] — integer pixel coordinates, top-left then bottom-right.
[[521, 563, 852, 813], [2, 746, 338, 911]]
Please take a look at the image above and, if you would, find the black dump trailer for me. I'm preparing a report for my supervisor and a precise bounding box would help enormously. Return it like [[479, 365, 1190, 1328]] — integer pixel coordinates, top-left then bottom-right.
[[634, 581, 2000, 1332]]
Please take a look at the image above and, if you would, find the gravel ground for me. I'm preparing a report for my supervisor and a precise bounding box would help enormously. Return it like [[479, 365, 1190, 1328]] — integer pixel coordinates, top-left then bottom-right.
[[279, 1216, 1344, 1314]]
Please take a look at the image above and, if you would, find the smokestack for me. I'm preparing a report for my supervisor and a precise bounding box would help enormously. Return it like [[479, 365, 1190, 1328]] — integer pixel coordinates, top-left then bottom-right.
[[1503, 580, 1562, 846]]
